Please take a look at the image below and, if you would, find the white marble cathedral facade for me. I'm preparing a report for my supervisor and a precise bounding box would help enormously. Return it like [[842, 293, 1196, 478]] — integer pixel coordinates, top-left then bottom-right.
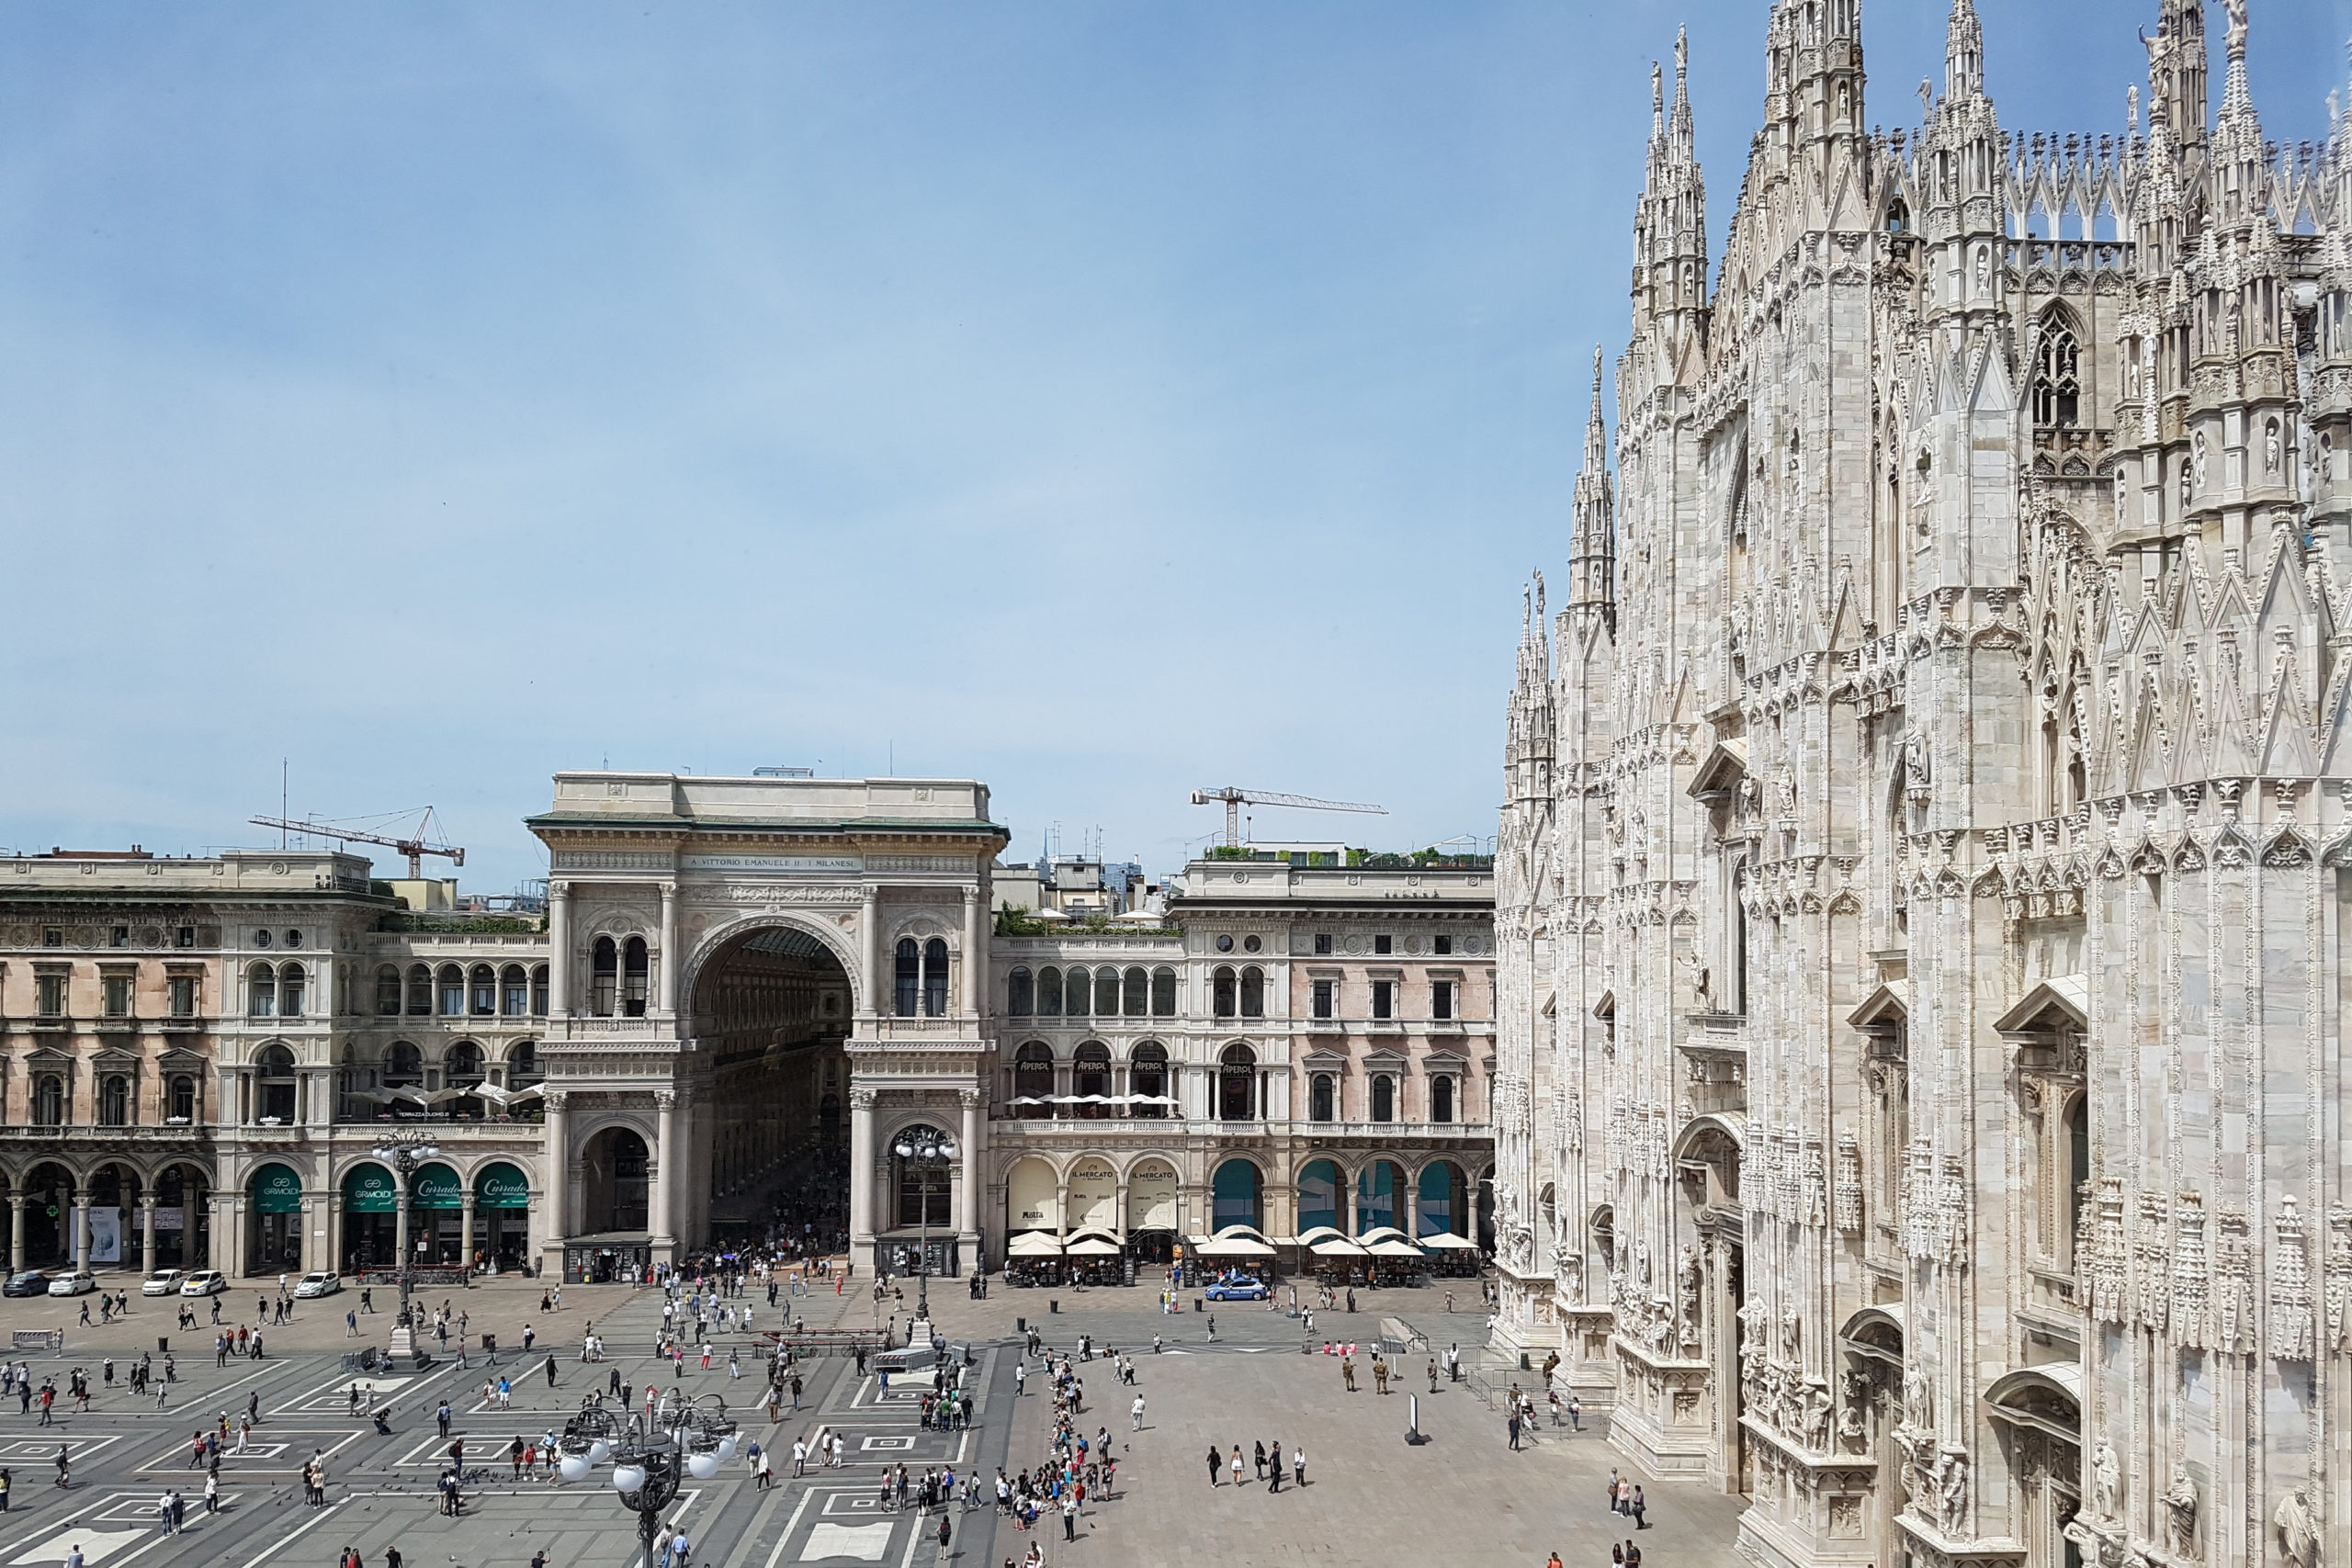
[[1494, 5, 2352, 1568]]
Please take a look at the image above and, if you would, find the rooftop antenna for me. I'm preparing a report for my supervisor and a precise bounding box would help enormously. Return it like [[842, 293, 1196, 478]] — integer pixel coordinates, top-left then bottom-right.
[[280, 761, 288, 850]]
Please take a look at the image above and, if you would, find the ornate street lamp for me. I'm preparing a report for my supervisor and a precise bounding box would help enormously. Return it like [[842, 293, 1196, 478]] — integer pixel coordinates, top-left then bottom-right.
[[891, 1130, 957, 1325], [557, 1393, 737, 1568], [369, 1133, 442, 1366]]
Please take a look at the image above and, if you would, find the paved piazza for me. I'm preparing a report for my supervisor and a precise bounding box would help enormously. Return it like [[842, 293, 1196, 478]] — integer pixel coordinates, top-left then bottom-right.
[[0, 1272, 1742, 1567]]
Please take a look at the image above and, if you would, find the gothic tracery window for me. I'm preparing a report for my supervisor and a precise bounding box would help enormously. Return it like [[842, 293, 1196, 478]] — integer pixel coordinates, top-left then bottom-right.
[[2032, 317, 2081, 427]]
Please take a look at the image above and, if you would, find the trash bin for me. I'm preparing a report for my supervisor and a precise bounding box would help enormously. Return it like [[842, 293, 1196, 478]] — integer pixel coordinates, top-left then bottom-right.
[[481, 1333, 496, 1353], [1520, 1351, 1532, 1371], [1193, 1298, 1202, 1313], [1015, 1317, 1026, 1335], [1049, 1300, 1059, 1314], [157, 1337, 169, 1353]]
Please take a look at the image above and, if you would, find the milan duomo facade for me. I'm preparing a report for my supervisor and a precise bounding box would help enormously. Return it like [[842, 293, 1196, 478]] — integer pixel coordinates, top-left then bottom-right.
[[1493, 4, 2352, 1568]]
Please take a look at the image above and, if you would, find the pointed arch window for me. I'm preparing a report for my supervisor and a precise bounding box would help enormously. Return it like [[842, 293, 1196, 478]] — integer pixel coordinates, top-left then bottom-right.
[[2031, 317, 2081, 427]]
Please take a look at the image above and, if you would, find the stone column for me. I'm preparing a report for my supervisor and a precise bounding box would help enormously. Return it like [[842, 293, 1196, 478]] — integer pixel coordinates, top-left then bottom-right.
[[393, 1176, 411, 1283], [7, 1195, 22, 1271], [658, 881, 679, 1017], [652, 1089, 678, 1255], [542, 1091, 570, 1262], [956, 1089, 981, 1248], [72, 1191, 91, 1272], [327, 1194, 345, 1277], [858, 887, 878, 1015], [459, 1191, 478, 1274], [848, 1087, 877, 1275], [140, 1198, 157, 1271], [961, 886, 981, 1016], [548, 881, 572, 1019]]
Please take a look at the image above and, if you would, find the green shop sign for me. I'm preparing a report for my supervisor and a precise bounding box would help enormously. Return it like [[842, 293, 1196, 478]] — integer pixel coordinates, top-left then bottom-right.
[[251, 1165, 305, 1215], [476, 1163, 531, 1210], [343, 1166, 399, 1213], [411, 1164, 464, 1211]]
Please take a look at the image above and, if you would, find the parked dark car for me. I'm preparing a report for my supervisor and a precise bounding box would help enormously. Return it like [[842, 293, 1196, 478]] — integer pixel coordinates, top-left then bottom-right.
[[3, 1270, 51, 1298]]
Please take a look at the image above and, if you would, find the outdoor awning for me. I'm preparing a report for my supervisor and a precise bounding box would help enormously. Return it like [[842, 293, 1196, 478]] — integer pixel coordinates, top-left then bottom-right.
[[1007, 1232, 1064, 1258], [1191, 1236, 1276, 1258], [1063, 1233, 1122, 1257], [1294, 1225, 1347, 1248], [1008, 1094, 1180, 1108], [1309, 1237, 1369, 1258], [1367, 1238, 1428, 1259], [1416, 1232, 1480, 1250], [1356, 1225, 1413, 1247]]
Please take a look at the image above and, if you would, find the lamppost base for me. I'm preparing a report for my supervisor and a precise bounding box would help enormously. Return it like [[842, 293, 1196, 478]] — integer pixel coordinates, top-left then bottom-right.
[[387, 1326, 435, 1369]]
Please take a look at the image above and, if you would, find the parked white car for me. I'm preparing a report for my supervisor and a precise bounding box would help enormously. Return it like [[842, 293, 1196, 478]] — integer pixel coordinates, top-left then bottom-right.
[[292, 1271, 342, 1299], [141, 1269, 187, 1297], [180, 1269, 229, 1297], [46, 1271, 97, 1297]]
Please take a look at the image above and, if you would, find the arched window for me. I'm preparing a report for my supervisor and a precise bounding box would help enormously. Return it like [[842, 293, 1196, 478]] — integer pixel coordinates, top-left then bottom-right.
[[437, 964, 465, 1017], [1123, 967, 1148, 1017], [1130, 1043, 1169, 1118], [406, 964, 432, 1016], [924, 939, 950, 1017], [1431, 1075, 1455, 1124], [383, 1041, 424, 1089], [590, 940, 618, 1017], [530, 964, 549, 1016], [277, 963, 306, 1019], [1310, 1073, 1336, 1122], [2032, 316, 2082, 427], [168, 1075, 197, 1122], [1006, 967, 1035, 1016], [893, 1123, 954, 1228], [1885, 197, 1908, 232], [247, 963, 277, 1018], [1066, 966, 1091, 1018], [446, 1041, 485, 1084], [1371, 1075, 1396, 1122], [255, 1043, 297, 1122], [1212, 966, 1237, 1018], [501, 964, 530, 1016], [1218, 1043, 1257, 1121], [622, 937, 650, 1017], [1037, 966, 1064, 1017], [1239, 966, 1264, 1018], [1150, 966, 1177, 1016], [33, 1075, 64, 1125], [1095, 967, 1120, 1019], [895, 939, 921, 1017], [2066, 1092, 2091, 1265], [506, 1039, 542, 1087], [1012, 1043, 1055, 1117], [1073, 1042, 1112, 1117], [375, 965, 403, 1016], [99, 1075, 130, 1127], [470, 964, 497, 1016]]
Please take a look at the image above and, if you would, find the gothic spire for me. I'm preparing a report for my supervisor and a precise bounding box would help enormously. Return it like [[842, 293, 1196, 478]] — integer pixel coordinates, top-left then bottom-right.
[[1945, 0, 1984, 103], [1671, 26, 1694, 164], [1569, 347, 1617, 624]]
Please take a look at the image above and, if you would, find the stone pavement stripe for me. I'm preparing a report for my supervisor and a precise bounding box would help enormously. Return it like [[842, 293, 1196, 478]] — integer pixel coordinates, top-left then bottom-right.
[[228, 1496, 346, 1568], [748, 1479, 822, 1568]]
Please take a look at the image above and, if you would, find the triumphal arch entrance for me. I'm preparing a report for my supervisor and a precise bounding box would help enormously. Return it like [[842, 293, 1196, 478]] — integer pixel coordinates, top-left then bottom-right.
[[528, 771, 1006, 1276]]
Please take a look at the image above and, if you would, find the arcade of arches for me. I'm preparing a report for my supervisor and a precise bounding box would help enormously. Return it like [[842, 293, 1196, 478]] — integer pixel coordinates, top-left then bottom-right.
[[1, 1162, 213, 1271]]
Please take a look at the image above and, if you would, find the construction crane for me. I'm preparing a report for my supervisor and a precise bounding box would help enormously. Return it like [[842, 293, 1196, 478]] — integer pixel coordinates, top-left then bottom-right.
[[248, 809, 465, 878], [1190, 786, 1386, 849]]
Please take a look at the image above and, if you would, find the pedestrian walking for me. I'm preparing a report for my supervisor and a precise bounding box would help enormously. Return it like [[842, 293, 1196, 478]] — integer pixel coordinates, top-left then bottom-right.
[[1632, 1485, 1647, 1529], [1230, 1445, 1244, 1486], [1508, 1408, 1523, 1451], [1206, 1446, 1221, 1486], [1568, 1394, 1582, 1432], [1131, 1394, 1145, 1430], [1268, 1441, 1283, 1493]]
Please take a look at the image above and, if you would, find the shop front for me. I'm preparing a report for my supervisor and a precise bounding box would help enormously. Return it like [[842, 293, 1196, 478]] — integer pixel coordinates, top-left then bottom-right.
[[412, 1163, 464, 1264], [248, 1164, 306, 1273], [341, 1164, 400, 1272], [1125, 1159, 1180, 1268], [474, 1162, 532, 1271], [564, 1235, 652, 1283]]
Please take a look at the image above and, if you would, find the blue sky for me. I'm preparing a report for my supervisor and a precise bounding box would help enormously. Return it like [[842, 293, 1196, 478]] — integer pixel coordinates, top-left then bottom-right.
[[1, 1, 2340, 894]]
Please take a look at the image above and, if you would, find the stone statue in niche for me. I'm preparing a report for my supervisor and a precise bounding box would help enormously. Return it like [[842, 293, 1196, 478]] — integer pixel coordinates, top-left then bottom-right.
[[2160, 1472, 2198, 1554], [2266, 421, 2281, 476], [1936, 1449, 1970, 1536], [2092, 1440, 2121, 1520], [2192, 430, 2210, 491], [2276, 1486, 2318, 1568]]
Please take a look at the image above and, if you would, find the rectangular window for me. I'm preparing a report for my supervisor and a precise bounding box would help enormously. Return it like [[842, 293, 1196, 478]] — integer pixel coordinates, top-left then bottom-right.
[[1313, 933, 1332, 956], [1371, 980, 1393, 1020], [110, 925, 130, 949], [1431, 980, 1454, 1021], [42, 928, 62, 948], [1373, 934, 1393, 955], [1433, 934, 1453, 956], [36, 972, 67, 1017], [102, 976, 133, 1017], [1312, 980, 1335, 1020], [168, 976, 198, 1017], [176, 925, 197, 949]]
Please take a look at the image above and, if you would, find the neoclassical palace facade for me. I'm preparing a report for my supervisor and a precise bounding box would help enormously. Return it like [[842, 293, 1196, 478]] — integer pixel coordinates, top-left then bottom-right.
[[0, 775, 1497, 1300], [1494, 5, 2352, 1568]]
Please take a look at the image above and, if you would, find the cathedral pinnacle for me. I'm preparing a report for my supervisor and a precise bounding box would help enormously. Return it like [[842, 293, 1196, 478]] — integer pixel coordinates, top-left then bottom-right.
[[1945, 0, 1984, 102]]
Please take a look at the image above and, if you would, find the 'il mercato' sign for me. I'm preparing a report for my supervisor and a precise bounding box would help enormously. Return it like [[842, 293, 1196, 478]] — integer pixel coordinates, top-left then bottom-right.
[[681, 855, 863, 874]]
